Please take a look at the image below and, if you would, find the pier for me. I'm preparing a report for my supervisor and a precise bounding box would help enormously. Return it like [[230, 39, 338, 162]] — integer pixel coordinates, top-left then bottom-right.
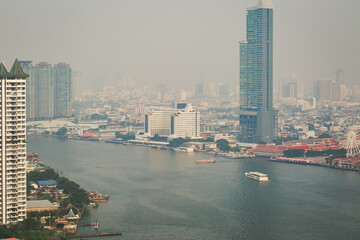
[[68, 232, 122, 238]]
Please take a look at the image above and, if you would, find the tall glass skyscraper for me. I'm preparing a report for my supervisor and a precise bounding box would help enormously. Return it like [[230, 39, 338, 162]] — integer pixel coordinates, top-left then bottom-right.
[[239, 0, 277, 143]]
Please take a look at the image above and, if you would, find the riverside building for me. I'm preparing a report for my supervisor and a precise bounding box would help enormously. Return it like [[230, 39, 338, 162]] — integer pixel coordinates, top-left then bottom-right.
[[145, 103, 200, 139], [0, 59, 27, 224], [239, 0, 277, 143]]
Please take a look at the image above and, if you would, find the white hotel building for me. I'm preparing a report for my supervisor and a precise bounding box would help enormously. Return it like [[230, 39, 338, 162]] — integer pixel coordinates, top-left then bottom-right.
[[0, 59, 27, 224], [145, 103, 200, 139]]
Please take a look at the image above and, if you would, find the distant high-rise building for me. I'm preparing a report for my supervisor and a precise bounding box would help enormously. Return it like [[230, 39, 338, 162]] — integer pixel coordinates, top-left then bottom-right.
[[336, 68, 344, 85], [36, 62, 54, 119], [239, 0, 277, 143], [352, 86, 360, 97], [194, 84, 204, 97], [313, 79, 340, 101], [20, 61, 35, 120], [0, 59, 27, 224], [281, 74, 303, 99], [171, 104, 200, 138], [175, 90, 187, 101], [157, 84, 168, 100], [54, 63, 72, 117], [145, 104, 200, 138], [145, 108, 177, 137], [72, 72, 83, 99], [20, 61, 72, 120], [219, 84, 230, 97]]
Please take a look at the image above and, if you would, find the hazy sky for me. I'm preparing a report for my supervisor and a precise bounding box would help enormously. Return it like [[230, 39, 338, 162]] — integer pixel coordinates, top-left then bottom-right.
[[1, 0, 359, 91]]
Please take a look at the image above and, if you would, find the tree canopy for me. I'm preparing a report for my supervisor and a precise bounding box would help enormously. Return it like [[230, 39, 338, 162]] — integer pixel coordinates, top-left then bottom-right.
[[169, 138, 186, 148], [90, 113, 108, 120], [55, 127, 68, 136], [115, 132, 135, 141], [318, 133, 333, 139], [216, 139, 231, 152]]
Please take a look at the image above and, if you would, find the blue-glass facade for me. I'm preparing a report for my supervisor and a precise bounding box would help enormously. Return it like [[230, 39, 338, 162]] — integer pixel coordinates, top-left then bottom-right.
[[239, 0, 277, 143]]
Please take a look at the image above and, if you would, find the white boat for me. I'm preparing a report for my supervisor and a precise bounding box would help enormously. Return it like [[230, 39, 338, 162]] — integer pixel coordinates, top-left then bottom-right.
[[245, 172, 269, 182], [195, 159, 216, 164], [173, 147, 194, 153]]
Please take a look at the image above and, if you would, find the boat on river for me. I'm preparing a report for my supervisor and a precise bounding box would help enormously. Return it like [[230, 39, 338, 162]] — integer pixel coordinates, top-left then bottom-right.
[[245, 172, 269, 182], [88, 191, 109, 202], [195, 159, 216, 164]]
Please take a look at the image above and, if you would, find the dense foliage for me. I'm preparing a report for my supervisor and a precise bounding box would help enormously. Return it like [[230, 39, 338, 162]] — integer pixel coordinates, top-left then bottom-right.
[[216, 139, 231, 152], [306, 149, 346, 158], [169, 138, 186, 148], [55, 127, 68, 136], [90, 113, 108, 120], [283, 148, 346, 158], [307, 123, 315, 131], [57, 177, 90, 207], [115, 132, 135, 140], [318, 133, 333, 139], [283, 149, 305, 158], [168, 137, 214, 148], [0, 218, 66, 240], [28, 168, 59, 182], [150, 134, 164, 142], [27, 167, 89, 208]]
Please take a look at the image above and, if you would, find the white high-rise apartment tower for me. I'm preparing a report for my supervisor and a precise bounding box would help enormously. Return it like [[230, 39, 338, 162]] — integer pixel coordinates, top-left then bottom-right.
[[0, 59, 27, 224]]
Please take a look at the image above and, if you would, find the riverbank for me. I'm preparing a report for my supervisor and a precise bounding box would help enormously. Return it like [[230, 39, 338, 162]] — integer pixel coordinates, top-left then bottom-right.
[[26, 160, 111, 236], [35, 133, 360, 172]]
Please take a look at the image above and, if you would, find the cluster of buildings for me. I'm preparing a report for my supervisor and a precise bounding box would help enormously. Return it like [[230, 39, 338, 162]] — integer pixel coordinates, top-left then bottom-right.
[[252, 138, 340, 157], [20, 61, 72, 120]]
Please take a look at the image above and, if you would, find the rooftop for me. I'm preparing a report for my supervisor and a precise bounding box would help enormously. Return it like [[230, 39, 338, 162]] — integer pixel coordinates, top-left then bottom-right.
[[257, 0, 274, 9], [27, 199, 54, 208], [38, 180, 57, 186], [0, 59, 29, 79]]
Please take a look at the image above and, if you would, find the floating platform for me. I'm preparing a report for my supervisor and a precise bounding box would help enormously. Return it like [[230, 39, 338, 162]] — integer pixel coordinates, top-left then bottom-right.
[[68, 232, 122, 238]]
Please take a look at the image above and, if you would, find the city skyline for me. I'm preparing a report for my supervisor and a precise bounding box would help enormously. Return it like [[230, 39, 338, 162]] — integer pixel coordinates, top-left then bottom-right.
[[0, 0, 359, 91]]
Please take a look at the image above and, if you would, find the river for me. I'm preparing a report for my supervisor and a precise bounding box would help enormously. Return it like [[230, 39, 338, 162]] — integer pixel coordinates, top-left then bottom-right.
[[27, 135, 360, 240]]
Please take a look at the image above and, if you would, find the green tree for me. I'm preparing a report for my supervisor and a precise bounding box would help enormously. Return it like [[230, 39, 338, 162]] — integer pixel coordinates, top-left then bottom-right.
[[55, 127, 68, 136], [323, 115, 331, 122], [231, 146, 241, 152], [91, 113, 108, 120], [216, 139, 231, 152], [115, 132, 135, 141], [283, 149, 305, 158], [57, 177, 89, 207], [28, 167, 59, 182], [169, 138, 186, 148], [0, 225, 15, 238], [90, 113, 101, 120], [307, 123, 315, 131], [153, 134, 161, 141], [318, 133, 332, 139]]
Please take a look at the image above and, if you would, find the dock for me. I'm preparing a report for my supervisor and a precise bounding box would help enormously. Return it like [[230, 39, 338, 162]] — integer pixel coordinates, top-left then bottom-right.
[[68, 232, 122, 238]]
